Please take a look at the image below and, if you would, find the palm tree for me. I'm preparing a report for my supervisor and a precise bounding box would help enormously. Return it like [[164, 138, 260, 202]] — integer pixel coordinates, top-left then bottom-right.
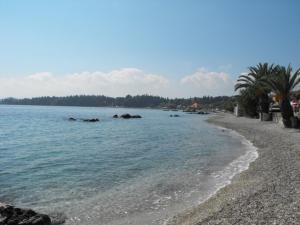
[[235, 63, 276, 116], [264, 65, 300, 127]]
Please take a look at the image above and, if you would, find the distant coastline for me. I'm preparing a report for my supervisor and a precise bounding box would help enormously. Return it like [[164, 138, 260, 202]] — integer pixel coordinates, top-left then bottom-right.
[[0, 94, 235, 110]]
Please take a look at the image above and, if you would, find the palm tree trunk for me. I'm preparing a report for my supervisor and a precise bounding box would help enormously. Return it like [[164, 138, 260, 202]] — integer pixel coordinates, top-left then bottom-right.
[[259, 94, 270, 113], [280, 97, 293, 127], [258, 94, 270, 121]]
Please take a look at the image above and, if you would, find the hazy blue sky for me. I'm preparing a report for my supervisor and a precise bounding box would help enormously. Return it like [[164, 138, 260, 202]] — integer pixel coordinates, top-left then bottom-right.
[[0, 0, 299, 97]]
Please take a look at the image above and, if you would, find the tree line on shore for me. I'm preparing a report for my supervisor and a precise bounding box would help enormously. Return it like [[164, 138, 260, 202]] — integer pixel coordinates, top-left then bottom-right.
[[2, 62, 299, 128], [235, 63, 300, 128], [0, 94, 235, 111]]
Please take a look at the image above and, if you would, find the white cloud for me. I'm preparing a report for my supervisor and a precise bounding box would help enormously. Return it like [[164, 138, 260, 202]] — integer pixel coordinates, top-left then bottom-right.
[[0, 68, 235, 98], [179, 68, 235, 96], [0, 68, 170, 98]]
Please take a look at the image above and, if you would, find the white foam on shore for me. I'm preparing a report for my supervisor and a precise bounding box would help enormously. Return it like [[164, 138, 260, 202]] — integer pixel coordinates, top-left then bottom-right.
[[164, 125, 259, 225], [203, 126, 258, 199]]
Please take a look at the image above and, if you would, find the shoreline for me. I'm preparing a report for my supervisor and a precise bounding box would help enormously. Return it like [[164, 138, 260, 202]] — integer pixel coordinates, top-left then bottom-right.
[[167, 113, 300, 225], [163, 124, 259, 225], [2, 112, 299, 225]]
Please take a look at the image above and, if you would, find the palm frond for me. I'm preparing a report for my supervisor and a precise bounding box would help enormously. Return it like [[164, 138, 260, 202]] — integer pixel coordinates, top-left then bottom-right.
[[290, 68, 300, 90], [237, 75, 256, 83], [234, 83, 250, 91]]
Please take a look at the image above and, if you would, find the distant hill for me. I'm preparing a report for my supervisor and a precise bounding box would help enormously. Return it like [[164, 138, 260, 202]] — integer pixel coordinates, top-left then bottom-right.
[[0, 94, 236, 111]]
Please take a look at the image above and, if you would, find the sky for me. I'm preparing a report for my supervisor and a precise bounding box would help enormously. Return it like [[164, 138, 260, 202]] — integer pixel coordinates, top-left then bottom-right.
[[0, 0, 299, 98]]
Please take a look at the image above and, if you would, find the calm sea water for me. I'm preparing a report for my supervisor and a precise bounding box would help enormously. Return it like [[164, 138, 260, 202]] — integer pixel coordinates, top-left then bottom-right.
[[0, 105, 257, 225]]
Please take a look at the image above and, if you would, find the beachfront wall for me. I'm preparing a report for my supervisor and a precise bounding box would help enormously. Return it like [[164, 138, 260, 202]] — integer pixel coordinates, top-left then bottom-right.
[[234, 104, 243, 117], [259, 113, 272, 121], [272, 112, 282, 123]]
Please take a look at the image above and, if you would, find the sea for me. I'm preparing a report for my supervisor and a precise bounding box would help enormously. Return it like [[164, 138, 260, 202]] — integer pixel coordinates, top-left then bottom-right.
[[0, 105, 257, 225]]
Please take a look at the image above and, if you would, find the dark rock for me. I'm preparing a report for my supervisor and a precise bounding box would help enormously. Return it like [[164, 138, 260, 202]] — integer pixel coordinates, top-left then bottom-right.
[[89, 118, 99, 122], [131, 115, 142, 118], [170, 114, 180, 117], [68, 117, 76, 121], [31, 215, 51, 225], [196, 111, 209, 115], [120, 114, 142, 119], [82, 118, 99, 122], [23, 210, 37, 218], [1, 206, 14, 217], [0, 204, 51, 225], [113, 114, 118, 118], [120, 114, 131, 119], [14, 208, 22, 216]]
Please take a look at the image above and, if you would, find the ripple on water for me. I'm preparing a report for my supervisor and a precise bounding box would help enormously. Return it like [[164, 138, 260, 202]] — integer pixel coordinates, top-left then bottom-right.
[[0, 105, 257, 225]]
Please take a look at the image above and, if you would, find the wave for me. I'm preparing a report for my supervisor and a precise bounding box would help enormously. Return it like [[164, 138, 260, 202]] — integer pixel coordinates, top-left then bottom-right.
[[164, 125, 258, 225]]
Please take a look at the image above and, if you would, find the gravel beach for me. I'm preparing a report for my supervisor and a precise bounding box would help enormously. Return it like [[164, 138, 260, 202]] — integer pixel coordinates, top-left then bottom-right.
[[167, 113, 300, 225]]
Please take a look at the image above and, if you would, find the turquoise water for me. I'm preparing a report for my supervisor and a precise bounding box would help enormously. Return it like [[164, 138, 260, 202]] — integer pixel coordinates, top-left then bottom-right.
[[0, 105, 256, 225]]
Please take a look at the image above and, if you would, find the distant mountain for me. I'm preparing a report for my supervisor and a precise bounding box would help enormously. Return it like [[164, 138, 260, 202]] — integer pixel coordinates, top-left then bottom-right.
[[0, 94, 236, 111]]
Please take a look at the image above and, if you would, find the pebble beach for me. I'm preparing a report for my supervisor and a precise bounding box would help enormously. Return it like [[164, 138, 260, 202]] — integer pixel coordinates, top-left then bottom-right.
[[167, 113, 300, 225]]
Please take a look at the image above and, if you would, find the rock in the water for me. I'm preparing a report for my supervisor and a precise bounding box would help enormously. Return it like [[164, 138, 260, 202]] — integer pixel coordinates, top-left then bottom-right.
[[0, 204, 51, 225], [197, 111, 209, 115], [170, 114, 180, 117], [82, 118, 99, 122], [131, 115, 142, 118], [113, 114, 118, 118], [68, 117, 76, 121], [120, 113, 131, 119], [120, 114, 142, 119]]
